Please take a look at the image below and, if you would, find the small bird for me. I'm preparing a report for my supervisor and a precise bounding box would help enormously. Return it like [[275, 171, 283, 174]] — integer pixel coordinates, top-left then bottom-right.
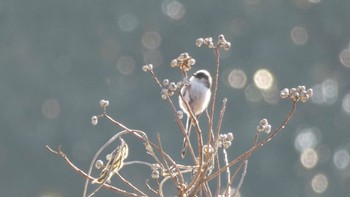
[[179, 70, 212, 158]]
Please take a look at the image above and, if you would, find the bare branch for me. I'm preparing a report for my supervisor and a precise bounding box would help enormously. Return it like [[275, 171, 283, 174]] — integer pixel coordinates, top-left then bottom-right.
[[45, 145, 139, 197], [203, 101, 297, 183]]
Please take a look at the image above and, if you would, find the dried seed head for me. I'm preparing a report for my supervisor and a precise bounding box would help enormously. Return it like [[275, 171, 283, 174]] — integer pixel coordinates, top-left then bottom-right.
[[168, 82, 177, 91], [223, 141, 232, 149], [142, 65, 149, 72], [142, 64, 153, 72], [95, 160, 104, 169], [177, 110, 184, 119], [218, 34, 225, 42], [188, 58, 196, 66], [151, 163, 161, 171], [163, 79, 169, 87], [171, 53, 194, 71], [264, 124, 272, 134], [171, 59, 178, 67], [99, 99, 110, 108], [91, 116, 98, 125], [203, 37, 214, 48], [167, 91, 174, 96], [300, 90, 310, 102], [307, 88, 313, 97], [223, 42, 231, 51], [196, 38, 204, 47], [226, 132, 234, 141], [280, 86, 313, 102], [203, 144, 214, 154], [280, 88, 290, 99], [106, 153, 112, 161], [151, 170, 160, 179], [297, 85, 306, 92], [161, 89, 168, 99], [260, 118, 268, 126], [257, 125, 265, 132], [148, 64, 153, 71], [291, 91, 300, 102], [179, 53, 189, 61]]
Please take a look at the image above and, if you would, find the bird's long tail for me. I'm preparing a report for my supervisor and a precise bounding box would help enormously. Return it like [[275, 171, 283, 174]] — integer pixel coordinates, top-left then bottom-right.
[[181, 117, 192, 158]]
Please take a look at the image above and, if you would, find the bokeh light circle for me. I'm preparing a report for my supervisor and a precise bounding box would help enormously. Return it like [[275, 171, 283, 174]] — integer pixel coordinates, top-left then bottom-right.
[[300, 148, 318, 169], [339, 49, 350, 68], [39, 191, 63, 197], [311, 173, 328, 194], [142, 31, 162, 50], [308, 0, 321, 3], [294, 126, 321, 152], [291, 26, 308, 45], [161, 0, 186, 20], [311, 79, 338, 105], [245, 84, 262, 102], [261, 85, 279, 104], [321, 79, 338, 105], [253, 69, 274, 90], [333, 149, 350, 169], [342, 93, 350, 114], [228, 69, 247, 89], [118, 14, 139, 32], [42, 99, 60, 119], [116, 56, 135, 75]]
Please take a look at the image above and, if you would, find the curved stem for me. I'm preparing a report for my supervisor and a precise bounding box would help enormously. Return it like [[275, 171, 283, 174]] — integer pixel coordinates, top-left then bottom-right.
[[203, 101, 297, 183]]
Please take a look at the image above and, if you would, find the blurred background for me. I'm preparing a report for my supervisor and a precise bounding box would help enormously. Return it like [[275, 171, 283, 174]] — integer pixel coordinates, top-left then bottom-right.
[[1, 0, 350, 196]]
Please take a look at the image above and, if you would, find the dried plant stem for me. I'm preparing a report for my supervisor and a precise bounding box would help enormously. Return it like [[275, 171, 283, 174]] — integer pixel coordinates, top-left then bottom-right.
[[224, 160, 245, 196], [232, 161, 248, 197], [117, 172, 147, 196], [103, 113, 183, 182], [208, 47, 221, 138], [45, 145, 139, 197], [215, 153, 221, 197], [185, 45, 223, 197], [150, 69, 198, 163], [203, 101, 297, 183], [159, 176, 172, 197], [188, 46, 224, 197], [205, 182, 213, 197], [156, 133, 182, 189], [223, 149, 231, 195], [145, 179, 158, 195], [214, 98, 228, 151]]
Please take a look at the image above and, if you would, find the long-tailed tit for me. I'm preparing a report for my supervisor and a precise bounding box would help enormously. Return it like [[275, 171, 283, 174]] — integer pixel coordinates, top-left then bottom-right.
[[179, 70, 212, 158]]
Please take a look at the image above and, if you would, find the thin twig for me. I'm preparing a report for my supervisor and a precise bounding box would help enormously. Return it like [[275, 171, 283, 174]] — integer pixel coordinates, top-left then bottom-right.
[[83, 130, 129, 197], [214, 153, 221, 197], [145, 179, 158, 195], [232, 160, 248, 197], [203, 101, 297, 183], [45, 145, 138, 197], [117, 172, 147, 196], [208, 46, 221, 139], [223, 149, 231, 196], [156, 133, 181, 188], [103, 114, 182, 183], [150, 69, 198, 165], [159, 176, 172, 197], [204, 182, 213, 197], [214, 98, 228, 154], [224, 161, 244, 196]]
